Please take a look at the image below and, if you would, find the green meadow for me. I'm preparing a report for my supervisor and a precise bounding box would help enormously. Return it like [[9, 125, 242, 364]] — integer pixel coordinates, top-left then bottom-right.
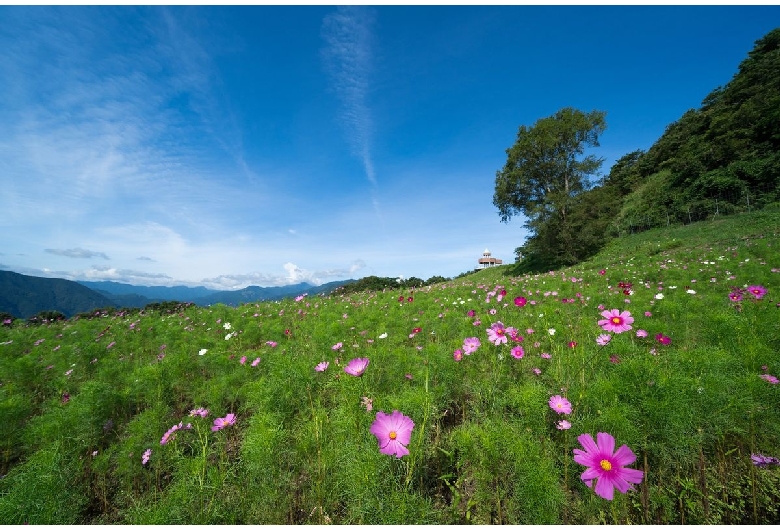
[[1, 210, 779, 524]]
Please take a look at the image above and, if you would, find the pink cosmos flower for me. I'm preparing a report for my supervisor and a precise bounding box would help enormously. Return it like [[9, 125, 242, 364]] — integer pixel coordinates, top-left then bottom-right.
[[556, 420, 572, 430], [315, 361, 329, 372], [369, 410, 414, 458], [533, 368, 542, 376], [760, 373, 780, 384], [344, 357, 369, 376], [728, 290, 743, 302], [573, 432, 644, 500], [453, 349, 463, 362], [486, 321, 508, 345], [142, 448, 152, 465], [511, 346, 524, 359], [189, 408, 209, 418], [251, 357, 261, 367], [596, 334, 612, 346], [508, 328, 523, 342], [361, 396, 373, 412], [332, 342, 343, 351], [549, 395, 572, 415], [598, 309, 634, 334], [212, 413, 236, 432], [240, 356, 247, 365], [462, 337, 481, 355], [636, 329, 648, 338], [747, 285, 768, 299]]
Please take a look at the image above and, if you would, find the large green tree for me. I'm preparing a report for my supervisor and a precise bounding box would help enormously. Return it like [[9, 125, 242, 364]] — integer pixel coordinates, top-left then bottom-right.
[[493, 107, 607, 269]]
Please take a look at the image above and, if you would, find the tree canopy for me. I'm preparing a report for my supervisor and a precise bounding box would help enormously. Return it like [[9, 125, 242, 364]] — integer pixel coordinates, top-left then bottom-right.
[[493, 107, 607, 269]]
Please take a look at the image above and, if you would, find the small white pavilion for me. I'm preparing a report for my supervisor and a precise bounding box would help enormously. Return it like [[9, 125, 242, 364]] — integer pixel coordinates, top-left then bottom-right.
[[476, 248, 503, 269]]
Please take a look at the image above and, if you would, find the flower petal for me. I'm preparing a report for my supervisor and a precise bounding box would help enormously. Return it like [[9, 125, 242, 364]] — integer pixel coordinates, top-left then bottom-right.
[[593, 476, 616, 500], [596, 432, 615, 456], [612, 444, 638, 466]]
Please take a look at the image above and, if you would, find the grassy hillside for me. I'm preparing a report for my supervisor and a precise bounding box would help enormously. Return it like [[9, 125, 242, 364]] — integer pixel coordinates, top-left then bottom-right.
[[1, 210, 778, 524]]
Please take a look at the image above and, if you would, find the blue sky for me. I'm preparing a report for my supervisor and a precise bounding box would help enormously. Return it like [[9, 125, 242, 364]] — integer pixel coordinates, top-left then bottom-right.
[[1, 5, 778, 289]]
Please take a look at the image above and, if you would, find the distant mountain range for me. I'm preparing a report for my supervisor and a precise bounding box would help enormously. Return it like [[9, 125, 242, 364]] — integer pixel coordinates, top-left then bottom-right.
[[0, 271, 115, 319], [0, 270, 354, 319]]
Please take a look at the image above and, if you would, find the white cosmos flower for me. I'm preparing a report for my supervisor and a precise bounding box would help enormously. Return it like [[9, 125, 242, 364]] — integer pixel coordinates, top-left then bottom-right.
[[655, 293, 664, 299], [223, 322, 232, 330], [378, 333, 388, 339], [548, 328, 556, 336], [198, 349, 208, 356], [687, 289, 696, 294]]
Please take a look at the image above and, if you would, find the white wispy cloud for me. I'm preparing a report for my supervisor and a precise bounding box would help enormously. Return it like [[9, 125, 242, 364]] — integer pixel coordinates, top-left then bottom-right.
[[200, 259, 367, 290], [321, 6, 378, 188]]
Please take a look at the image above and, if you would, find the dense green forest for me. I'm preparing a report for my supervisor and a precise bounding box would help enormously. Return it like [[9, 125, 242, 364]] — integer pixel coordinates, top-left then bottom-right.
[[503, 28, 780, 273]]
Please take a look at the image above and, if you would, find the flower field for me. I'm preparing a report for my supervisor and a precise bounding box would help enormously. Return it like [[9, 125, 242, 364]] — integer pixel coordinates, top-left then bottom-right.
[[1, 210, 779, 524]]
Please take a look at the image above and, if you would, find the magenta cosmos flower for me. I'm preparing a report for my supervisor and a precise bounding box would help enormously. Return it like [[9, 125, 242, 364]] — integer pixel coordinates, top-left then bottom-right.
[[514, 296, 527, 307], [598, 309, 634, 334], [486, 321, 509, 345], [548, 395, 572, 414], [212, 413, 236, 432], [747, 285, 768, 299], [462, 337, 481, 355], [573, 432, 644, 500], [511, 346, 524, 359], [369, 410, 414, 458], [344, 357, 369, 376]]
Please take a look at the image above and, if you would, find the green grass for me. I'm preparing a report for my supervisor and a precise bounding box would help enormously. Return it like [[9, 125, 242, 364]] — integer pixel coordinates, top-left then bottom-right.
[[1, 210, 779, 523]]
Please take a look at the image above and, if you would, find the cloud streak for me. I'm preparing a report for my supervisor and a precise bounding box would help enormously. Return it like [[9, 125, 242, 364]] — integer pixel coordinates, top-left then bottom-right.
[[321, 6, 377, 188], [45, 248, 110, 260]]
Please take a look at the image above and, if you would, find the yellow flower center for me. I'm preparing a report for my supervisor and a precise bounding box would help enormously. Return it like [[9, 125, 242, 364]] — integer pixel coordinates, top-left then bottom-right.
[[600, 459, 612, 471], [611, 317, 622, 324], [389, 431, 397, 440]]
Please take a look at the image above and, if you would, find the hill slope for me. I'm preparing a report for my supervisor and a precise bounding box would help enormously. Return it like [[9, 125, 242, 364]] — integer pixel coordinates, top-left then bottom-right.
[[0, 271, 115, 318]]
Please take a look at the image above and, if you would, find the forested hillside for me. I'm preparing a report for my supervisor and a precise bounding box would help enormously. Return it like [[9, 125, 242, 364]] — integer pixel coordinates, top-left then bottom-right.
[[510, 28, 780, 272]]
